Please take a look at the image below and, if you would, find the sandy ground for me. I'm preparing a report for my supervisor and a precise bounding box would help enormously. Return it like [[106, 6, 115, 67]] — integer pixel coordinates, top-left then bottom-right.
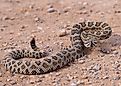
[[0, 0, 121, 86]]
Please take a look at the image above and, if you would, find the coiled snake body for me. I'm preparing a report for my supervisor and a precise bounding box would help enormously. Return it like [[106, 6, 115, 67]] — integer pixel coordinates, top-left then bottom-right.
[[1, 22, 112, 75]]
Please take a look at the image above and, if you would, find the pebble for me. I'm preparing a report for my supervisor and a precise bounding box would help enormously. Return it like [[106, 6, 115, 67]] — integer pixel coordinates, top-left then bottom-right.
[[100, 48, 110, 54], [19, 75, 26, 79], [2, 16, 10, 20], [10, 81, 17, 85], [63, 7, 71, 13], [99, 53, 105, 57], [47, 8, 56, 13], [34, 17, 40, 22], [2, 42, 8, 47], [103, 75, 109, 79], [93, 64, 101, 71], [88, 64, 101, 72], [79, 10, 88, 14], [20, 25, 28, 30], [30, 79, 35, 84], [35, 78, 42, 82], [113, 76, 120, 80], [6, 78, 12, 82], [78, 59, 85, 64], [55, 72, 61, 76], [82, 2, 88, 6], [70, 82, 78, 86], [70, 79, 84, 86], [67, 74, 73, 81], [38, 75, 45, 78], [0, 28, 5, 31], [112, 50, 118, 55], [37, 26, 43, 31], [58, 29, 68, 37]]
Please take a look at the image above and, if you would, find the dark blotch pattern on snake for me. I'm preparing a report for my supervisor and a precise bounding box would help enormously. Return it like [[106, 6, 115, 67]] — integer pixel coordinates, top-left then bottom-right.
[[1, 22, 112, 75]]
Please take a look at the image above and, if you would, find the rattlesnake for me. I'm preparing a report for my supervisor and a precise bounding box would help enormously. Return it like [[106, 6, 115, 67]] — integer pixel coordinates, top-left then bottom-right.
[[1, 22, 112, 75]]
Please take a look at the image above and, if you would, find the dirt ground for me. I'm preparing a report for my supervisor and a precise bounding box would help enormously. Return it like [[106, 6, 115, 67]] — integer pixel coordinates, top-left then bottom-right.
[[0, 0, 121, 86]]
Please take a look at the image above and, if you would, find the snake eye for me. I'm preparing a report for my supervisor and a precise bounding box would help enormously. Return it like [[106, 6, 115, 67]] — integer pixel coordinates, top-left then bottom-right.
[[84, 41, 92, 48]]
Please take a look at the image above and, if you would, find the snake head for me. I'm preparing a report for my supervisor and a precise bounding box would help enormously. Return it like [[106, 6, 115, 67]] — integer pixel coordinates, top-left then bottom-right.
[[81, 35, 99, 48], [99, 27, 112, 40], [80, 25, 112, 48]]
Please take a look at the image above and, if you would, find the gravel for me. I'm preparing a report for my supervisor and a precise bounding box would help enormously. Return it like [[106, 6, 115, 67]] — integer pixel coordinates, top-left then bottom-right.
[[0, 0, 121, 86]]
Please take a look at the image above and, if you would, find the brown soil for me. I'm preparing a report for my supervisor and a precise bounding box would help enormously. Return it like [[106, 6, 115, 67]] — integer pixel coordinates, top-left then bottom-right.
[[0, 0, 121, 86]]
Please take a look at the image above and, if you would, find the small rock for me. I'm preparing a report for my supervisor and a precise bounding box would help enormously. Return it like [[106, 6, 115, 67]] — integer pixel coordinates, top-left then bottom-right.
[[77, 80, 84, 85], [20, 75, 26, 79], [70, 80, 83, 86], [34, 17, 40, 22], [113, 76, 120, 80], [2, 16, 10, 20], [29, 4, 34, 9], [2, 42, 8, 47], [47, 8, 56, 13], [78, 59, 85, 64], [93, 64, 101, 71], [7, 78, 12, 82], [63, 7, 71, 13], [35, 78, 42, 82], [37, 26, 43, 31], [0, 28, 5, 31], [70, 82, 77, 86], [20, 25, 27, 29], [100, 48, 110, 54], [31, 30, 37, 33], [82, 2, 88, 6], [38, 75, 45, 78], [55, 72, 61, 76], [29, 76, 36, 84], [59, 29, 68, 37], [88, 64, 101, 72], [103, 76, 109, 79], [112, 50, 118, 55], [80, 10, 88, 14], [10, 81, 17, 85], [99, 53, 105, 57]]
